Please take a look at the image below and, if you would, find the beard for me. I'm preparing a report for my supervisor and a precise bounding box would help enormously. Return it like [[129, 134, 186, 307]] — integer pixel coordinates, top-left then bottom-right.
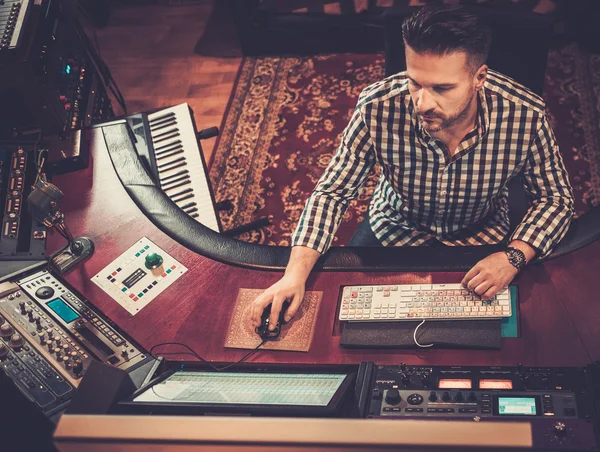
[[419, 91, 476, 133]]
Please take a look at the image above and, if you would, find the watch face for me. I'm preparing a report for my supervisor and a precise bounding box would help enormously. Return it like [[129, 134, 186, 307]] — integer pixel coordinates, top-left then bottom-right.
[[507, 248, 525, 268]]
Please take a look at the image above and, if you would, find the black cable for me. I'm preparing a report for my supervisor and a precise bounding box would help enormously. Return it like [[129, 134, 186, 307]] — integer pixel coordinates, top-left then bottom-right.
[[149, 340, 267, 372]]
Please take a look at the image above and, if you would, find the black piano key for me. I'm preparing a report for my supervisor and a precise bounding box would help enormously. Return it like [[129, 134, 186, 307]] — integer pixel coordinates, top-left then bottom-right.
[[162, 160, 186, 172], [156, 149, 184, 161], [148, 111, 175, 124], [171, 192, 194, 203], [154, 133, 180, 144], [190, 213, 199, 219], [149, 117, 177, 131], [162, 174, 190, 188], [185, 207, 199, 215], [153, 127, 179, 141], [155, 139, 182, 152], [180, 201, 197, 210], [161, 169, 189, 182], [157, 156, 185, 171], [156, 143, 183, 157], [170, 188, 193, 201], [164, 179, 191, 192]]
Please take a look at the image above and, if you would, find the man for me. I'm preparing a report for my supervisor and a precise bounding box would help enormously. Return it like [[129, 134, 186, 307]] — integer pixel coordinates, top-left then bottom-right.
[[250, 3, 574, 330]]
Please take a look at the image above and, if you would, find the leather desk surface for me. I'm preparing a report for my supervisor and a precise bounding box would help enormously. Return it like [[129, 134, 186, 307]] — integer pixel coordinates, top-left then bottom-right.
[[45, 130, 600, 367]]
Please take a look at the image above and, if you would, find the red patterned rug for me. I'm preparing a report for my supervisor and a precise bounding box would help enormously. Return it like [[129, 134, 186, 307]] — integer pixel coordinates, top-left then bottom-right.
[[209, 45, 600, 246]]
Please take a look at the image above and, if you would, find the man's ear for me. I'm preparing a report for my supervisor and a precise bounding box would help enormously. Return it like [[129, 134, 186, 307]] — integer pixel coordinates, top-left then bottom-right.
[[475, 64, 488, 91]]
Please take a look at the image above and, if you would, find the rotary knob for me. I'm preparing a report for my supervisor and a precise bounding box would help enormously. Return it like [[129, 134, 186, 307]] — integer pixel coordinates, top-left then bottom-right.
[[19, 301, 26, 314], [454, 392, 464, 402], [9, 333, 23, 349], [0, 323, 14, 338], [35, 286, 55, 300], [407, 393, 424, 405], [73, 359, 83, 374], [554, 422, 567, 437], [385, 388, 402, 405], [441, 392, 451, 402], [0, 342, 9, 360], [144, 252, 163, 270], [467, 392, 477, 403], [428, 391, 438, 402]]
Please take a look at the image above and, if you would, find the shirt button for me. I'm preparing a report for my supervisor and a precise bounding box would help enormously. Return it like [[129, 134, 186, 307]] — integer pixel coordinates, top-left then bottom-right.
[[440, 191, 447, 195]]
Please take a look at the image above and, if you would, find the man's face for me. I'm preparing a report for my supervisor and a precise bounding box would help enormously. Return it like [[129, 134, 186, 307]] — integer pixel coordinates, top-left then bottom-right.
[[405, 46, 484, 133]]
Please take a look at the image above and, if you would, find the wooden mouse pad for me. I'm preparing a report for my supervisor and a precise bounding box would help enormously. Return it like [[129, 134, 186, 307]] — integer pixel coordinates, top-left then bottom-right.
[[224, 289, 323, 352]]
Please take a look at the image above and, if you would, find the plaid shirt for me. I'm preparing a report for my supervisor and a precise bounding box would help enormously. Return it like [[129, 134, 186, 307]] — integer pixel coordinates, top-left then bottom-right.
[[291, 70, 574, 258]]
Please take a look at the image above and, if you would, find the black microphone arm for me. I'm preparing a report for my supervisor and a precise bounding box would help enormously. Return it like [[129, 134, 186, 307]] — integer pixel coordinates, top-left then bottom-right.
[[27, 180, 94, 274]]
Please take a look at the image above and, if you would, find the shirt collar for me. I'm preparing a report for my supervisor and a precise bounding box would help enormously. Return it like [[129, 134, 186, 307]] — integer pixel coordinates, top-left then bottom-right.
[[412, 87, 490, 140]]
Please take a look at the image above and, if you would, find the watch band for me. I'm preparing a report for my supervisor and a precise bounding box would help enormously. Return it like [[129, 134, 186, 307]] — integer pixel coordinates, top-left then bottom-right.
[[505, 246, 527, 271]]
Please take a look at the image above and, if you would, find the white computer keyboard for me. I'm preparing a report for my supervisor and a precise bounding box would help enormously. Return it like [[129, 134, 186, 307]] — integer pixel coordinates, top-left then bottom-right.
[[338, 283, 511, 322]]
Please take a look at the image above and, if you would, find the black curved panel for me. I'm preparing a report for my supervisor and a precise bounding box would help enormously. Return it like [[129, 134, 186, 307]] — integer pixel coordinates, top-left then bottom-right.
[[103, 123, 600, 272]]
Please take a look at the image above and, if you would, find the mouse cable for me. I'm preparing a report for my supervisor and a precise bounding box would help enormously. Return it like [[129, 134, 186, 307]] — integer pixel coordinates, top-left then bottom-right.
[[149, 340, 266, 372], [413, 320, 434, 348]]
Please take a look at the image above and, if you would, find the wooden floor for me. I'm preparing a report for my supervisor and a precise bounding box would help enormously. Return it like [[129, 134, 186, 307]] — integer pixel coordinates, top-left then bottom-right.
[[92, 0, 242, 163]]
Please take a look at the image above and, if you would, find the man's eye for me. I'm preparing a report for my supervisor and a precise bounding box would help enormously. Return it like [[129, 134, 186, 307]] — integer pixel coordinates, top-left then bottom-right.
[[410, 80, 421, 89], [435, 87, 450, 92]]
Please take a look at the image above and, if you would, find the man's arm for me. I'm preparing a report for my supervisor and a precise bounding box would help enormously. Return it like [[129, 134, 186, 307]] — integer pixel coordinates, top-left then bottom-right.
[[291, 103, 377, 255], [250, 99, 377, 328], [462, 112, 574, 298], [508, 113, 575, 258]]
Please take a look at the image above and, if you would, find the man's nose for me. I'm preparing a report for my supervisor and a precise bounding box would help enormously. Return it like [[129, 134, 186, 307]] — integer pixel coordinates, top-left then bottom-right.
[[417, 89, 435, 113]]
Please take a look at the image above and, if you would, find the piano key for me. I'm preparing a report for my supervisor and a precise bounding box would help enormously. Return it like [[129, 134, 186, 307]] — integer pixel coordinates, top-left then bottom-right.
[[149, 117, 177, 132], [185, 207, 199, 214], [162, 174, 190, 187], [153, 128, 179, 144], [190, 213, 199, 219], [172, 193, 194, 203], [157, 156, 186, 171], [180, 201, 197, 210], [155, 139, 182, 152], [161, 174, 190, 188], [156, 143, 183, 157], [161, 169, 189, 182], [148, 111, 175, 124], [164, 179, 191, 192], [170, 187, 193, 200], [156, 149, 184, 161], [159, 161, 187, 173]]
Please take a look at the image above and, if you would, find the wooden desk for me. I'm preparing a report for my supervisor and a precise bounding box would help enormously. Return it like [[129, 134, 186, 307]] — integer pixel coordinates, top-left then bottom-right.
[[46, 130, 600, 368]]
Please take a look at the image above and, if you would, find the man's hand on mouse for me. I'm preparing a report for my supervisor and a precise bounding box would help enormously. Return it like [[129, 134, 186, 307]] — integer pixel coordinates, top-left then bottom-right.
[[461, 240, 536, 299], [250, 274, 305, 331]]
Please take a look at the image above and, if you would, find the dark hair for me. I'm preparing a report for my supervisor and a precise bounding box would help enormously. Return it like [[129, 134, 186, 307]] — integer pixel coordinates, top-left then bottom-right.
[[402, 3, 492, 71]]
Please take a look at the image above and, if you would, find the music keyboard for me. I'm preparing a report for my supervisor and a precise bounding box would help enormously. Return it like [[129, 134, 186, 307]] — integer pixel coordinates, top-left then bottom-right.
[[0, 0, 30, 50], [124, 103, 222, 233]]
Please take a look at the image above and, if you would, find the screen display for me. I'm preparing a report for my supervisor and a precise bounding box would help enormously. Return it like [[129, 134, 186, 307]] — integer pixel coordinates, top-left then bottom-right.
[[498, 397, 537, 415], [46, 298, 80, 323], [133, 371, 348, 406], [479, 379, 513, 390], [438, 379, 472, 389]]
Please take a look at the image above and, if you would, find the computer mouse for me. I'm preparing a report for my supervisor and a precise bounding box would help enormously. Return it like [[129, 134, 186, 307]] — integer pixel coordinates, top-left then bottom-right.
[[256, 300, 291, 340]]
